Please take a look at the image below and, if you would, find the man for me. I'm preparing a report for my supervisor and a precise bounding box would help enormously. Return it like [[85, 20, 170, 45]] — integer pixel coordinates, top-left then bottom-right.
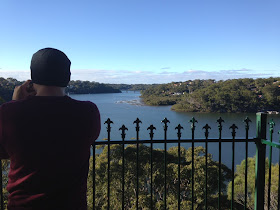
[[0, 48, 101, 209]]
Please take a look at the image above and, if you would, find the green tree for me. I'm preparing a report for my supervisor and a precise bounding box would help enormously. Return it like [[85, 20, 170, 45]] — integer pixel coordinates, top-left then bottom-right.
[[87, 145, 231, 209], [227, 157, 279, 210]]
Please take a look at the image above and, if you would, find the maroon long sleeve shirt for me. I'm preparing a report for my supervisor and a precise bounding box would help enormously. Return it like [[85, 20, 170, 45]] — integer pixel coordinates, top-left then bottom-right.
[[0, 95, 100, 209]]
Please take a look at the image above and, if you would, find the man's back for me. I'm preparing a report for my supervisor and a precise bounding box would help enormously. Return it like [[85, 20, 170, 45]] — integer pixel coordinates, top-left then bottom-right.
[[0, 95, 100, 209]]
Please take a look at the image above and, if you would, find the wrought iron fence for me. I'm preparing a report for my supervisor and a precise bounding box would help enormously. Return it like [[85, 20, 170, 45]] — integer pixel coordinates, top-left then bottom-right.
[[1, 112, 280, 209]]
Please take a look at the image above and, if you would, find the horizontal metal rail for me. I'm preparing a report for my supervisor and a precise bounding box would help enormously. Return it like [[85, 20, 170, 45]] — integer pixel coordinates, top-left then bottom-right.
[[95, 138, 256, 145], [261, 139, 280, 149]]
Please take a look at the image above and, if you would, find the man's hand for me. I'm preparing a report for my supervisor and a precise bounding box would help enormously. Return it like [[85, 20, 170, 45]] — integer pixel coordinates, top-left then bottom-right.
[[12, 80, 36, 100]]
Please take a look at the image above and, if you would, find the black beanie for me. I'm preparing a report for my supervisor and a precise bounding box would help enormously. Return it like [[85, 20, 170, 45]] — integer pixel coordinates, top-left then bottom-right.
[[30, 48, 71, 87]]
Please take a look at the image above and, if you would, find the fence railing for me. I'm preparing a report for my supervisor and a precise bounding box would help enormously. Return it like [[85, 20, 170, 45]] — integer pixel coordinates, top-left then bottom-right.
[[1, 112, 280, 209]]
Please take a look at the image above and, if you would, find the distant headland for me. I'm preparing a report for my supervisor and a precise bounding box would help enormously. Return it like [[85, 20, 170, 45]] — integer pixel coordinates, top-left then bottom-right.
[[2, 77, 280, 114], [140, 77, 280, 113]]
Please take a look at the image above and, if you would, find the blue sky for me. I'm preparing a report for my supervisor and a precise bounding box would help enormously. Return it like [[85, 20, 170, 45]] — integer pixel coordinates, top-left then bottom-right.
[[0, 0, 279, 84]]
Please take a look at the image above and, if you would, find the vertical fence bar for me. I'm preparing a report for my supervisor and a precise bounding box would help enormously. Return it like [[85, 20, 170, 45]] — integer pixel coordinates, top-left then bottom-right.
[[189, 117, 197, 210], [162, 118, 170, 210], [203, 124, 211, 210], [230, 124, 238, 210], [267, 119, 275, 210], [278, 130, 280, 210], [92, 144, 96, 210], [133, 118, 142, 210], [243, 117, 251, 210], [0, 160, 3, 210], [148, 125, 156, 210], [105, 118, 113, 210], [254, 112, 267, 210], [122, 129, 125, 210], [119, 125, 128, 210], [175, 124, 183, 210], [217, 117, 224, 210]]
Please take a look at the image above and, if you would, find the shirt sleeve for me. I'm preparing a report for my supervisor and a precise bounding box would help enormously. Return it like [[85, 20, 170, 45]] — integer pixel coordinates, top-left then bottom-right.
[[0, 105, 10, 159], [89, 103, 101, 145]]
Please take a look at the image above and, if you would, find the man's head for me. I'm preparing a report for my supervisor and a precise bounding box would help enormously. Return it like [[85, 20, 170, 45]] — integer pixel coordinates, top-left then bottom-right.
[[30, 48, 71, 87]]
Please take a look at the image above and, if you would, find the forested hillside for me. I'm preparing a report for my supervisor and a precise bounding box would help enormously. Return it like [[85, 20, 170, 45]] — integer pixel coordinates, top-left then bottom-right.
[[141, 78, 280, 113], [66, 80, 121, 94], [0, 77, 21, 103], [0, 78, 121, 104], [108, 83, 152, 91], [2, 77, 280, 113]]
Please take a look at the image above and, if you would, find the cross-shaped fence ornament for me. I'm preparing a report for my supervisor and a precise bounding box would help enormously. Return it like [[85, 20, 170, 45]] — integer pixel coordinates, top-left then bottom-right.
[[133, 118, 142, 132], [243, 117, 252, 130], [175, 124, 183, 139], [119, 125, 128, 140], [147, 125, 156, 140], [216, 117, 224, 131], [203, 124, 211, 139], [161, 117, 170, 131], [189, 117, 198, 130], [229, 124, 238, 138], [269, 119, 275, 133], [104, 118, 114, 133]]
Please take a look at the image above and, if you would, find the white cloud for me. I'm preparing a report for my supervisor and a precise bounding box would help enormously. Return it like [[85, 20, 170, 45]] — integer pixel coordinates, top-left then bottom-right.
[[0, 70, 30, 81], [160, 67, 171, 70], [0, 68, 277, 84]]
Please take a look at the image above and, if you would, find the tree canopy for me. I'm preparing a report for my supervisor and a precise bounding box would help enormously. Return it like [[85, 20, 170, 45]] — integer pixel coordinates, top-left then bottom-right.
[[66, 80, 121, 94], [0, 77, 122, 104], [141, 78, 280, 113], [227, 157, 279, 210], [87, 145, 232, 209], [1, 149, 278, 209]]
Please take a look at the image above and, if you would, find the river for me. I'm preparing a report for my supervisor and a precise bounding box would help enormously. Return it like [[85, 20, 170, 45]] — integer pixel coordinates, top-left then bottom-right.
[[70, 91, 280, 167]]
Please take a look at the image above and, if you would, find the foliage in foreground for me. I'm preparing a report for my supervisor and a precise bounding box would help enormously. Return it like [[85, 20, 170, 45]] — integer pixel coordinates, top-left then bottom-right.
[[228, 157, 279, 210], [1, 148, 279, 209], [87, 145, 232, 209]]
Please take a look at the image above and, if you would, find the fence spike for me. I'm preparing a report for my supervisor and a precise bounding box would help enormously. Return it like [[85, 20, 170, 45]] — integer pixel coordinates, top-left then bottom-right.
[[133, 118, 142, 209], [105, 118, 114, 209], [189, 117, 197, 209], [161, 118, 169, 209], [189, 117, 198, 130], [217, 117, 224, 131], [175, 124, 183, 139], [133, 118, 142, 132], [269, 119, 275, 133], [229, 123, 238, 209], [119, 125, 128, 140], [104, 118, 114, 133], [133, 118, 142, 125], [203, 124, 211, 139], [216, 117, 224, 210], [243, 116, 252, 130], [243, 116, 251, 209], [161, 117, 170, 131], [229, 124, 238, 138], [147, 125, 156, 140]]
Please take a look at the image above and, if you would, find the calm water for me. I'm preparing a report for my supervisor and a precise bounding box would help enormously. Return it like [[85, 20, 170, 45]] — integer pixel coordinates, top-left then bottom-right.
[[71, 91, 280, 167]]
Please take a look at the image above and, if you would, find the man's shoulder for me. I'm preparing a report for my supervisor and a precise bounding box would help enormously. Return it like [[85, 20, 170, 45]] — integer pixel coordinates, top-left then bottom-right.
[[68, 97, 97, 106], [67, 97, 99, 111], [0, 99, 24, 110]]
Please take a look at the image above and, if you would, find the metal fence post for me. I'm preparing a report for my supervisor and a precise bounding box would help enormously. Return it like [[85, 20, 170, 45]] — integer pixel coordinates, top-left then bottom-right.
[[254, 112, 267, 210]]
